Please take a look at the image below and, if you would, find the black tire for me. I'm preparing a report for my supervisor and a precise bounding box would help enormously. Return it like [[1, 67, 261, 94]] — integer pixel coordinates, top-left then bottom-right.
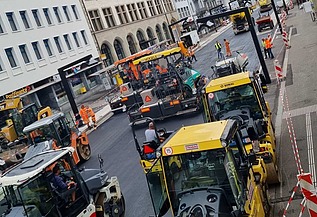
[[77, 143, 91, 161], [270, 21, 274, 29], [258, 25, 262, 32]]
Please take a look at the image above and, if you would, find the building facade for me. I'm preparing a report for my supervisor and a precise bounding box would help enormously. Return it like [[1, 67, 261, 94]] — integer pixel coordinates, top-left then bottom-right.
[[83, 0, 179, 68], [0, 0, 108, 113]]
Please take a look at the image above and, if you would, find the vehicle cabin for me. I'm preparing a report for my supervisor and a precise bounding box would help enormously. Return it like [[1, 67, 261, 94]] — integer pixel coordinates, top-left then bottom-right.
[[147, 120, 268, 217], [0, 148, 92, 217]]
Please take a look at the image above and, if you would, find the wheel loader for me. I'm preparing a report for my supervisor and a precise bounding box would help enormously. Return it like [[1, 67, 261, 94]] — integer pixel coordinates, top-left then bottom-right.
[[0, 98, 52, 167], [0, 147, 125, 217], [202, 71, 279, 184], [146, 120, 270, 216], [22, 112, 91, 164]]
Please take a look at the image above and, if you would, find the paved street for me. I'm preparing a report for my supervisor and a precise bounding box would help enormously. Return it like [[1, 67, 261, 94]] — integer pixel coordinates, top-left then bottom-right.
[[82, 6, 317, 217]]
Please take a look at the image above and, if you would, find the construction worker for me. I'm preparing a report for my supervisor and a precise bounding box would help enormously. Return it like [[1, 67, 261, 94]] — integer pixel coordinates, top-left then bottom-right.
[[265, 38, 274, 59], [188, 46, 197, 62], [30, 128, 44, 142], [215, 41, 224, 60], [86, 106, 97, 130], [268, 34, 273, 47], [79, 105, 89, 128], [224, 39, 232, 57], [261, 38, 268, 59]]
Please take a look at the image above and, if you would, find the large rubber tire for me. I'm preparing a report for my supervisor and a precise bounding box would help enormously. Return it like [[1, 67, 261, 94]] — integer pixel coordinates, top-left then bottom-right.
[[266, 163, 280, 184], [77, 143, 91, 161], [108, 195, 125, 217]]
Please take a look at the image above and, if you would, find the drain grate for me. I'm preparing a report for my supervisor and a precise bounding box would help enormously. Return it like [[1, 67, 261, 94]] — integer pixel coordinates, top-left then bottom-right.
[[286, 64, 293, 86], [291, 27, 298, 35]]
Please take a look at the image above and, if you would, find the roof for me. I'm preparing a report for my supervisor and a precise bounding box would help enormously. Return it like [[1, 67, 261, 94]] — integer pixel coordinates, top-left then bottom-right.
[[161, 121, 229, 156], [205, 71, 251, 93], [23, 113, 64, 133], [114, 49, 152, 67], [0, 148, 74, 186], [133, 47, 182, 65]]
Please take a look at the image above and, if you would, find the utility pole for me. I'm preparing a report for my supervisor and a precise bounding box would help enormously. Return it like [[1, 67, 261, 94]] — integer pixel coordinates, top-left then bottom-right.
[[271, 0, 283, 34]]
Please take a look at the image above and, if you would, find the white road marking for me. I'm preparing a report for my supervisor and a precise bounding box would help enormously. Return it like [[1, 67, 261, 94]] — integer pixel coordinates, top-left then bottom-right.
[[306, 113, 317, 186]]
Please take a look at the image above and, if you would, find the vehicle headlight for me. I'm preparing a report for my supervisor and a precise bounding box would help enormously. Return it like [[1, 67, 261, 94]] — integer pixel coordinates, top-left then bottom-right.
[[156, 150, 161, 158]]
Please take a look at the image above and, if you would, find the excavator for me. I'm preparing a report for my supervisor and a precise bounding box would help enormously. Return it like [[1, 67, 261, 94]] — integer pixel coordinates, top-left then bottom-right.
[[0, 98, 52, 166], [146, 120, 270, 216]]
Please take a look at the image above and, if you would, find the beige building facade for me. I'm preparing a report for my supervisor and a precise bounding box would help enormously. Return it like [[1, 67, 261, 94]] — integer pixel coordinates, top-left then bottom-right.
[[83, 0, 179, 67]]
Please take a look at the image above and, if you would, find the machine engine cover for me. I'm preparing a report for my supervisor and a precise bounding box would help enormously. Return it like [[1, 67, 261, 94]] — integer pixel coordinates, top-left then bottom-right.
[[80, 168, 109, 195]]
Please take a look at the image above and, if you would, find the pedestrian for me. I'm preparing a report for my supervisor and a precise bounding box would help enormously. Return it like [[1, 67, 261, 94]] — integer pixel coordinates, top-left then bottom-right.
[[79, 104, 89, 128], [265, 37, 274, 59], [215, 41, 224, 60], [86, 105, 97, 130], [261, 38, 268, 59], [188, 46, 197, 62], [224, 39, 232, 57]]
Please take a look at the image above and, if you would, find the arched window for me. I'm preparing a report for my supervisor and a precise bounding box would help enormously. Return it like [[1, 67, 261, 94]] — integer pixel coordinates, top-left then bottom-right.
[[155, 25, 164, 42], [114, 39, 125, 60], [162, 23, 171, 40], [146, 28, 156, 45], [137, 30, 148, 50], [101, 43, 114, 66], [127, 35, 137, 54]]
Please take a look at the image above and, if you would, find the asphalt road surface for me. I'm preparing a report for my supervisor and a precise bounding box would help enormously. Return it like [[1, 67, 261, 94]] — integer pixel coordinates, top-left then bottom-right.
[[82, 21, 278, 216]]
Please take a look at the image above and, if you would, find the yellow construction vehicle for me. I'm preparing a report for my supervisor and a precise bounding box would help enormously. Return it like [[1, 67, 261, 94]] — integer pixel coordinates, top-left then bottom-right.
[[202, 71, 279, 184], [146, 120, 270, 216], [0, 98, 52, 167], [258, 0, 273, 13], [0, 98, 52, 142], [229, 0, 255, 34]]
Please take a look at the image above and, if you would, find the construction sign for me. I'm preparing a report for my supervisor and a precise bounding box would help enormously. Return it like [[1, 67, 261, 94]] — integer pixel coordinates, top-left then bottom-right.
[[145, 95, 152, 102]]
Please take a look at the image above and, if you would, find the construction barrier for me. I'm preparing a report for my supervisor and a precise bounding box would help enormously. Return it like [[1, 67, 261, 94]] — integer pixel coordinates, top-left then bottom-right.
[[298, 173, 317, 216], [274, 59, 283, 80]]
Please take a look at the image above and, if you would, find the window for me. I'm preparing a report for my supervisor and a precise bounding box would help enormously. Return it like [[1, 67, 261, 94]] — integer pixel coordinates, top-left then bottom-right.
[[71, 5, 79, 20], [5, 48, 18, 68], [101, 44, 114, 66], [19, 11, 31, 29], [19, 45, 31, 63], [72, 32, 81, 47], [54, 36, 63, 53], [127, 35, 137, 54], [6, 12, 18, 31], [43, 8, 53, 25], [154, 0, 163, 14], [0, 19, 4, 33], [32, 42, 43, 60], [102, 7, 116, 27], [115, 5, 129, 24], [62, 6, 71, 22], [156, 24, 164, 41], [137, 2, 148, 19], [88, 10, 104, 31], [53, 7, 62, 23], [32, 9, 42, 27], [126, 4, 136, 21], [0, 59, 4, 71], [43, 39, 53, 56], [63, 34, 73, 50], [132, 4, 140, 20], [147, 0, 156, 16], [80, 30, 88, 45]]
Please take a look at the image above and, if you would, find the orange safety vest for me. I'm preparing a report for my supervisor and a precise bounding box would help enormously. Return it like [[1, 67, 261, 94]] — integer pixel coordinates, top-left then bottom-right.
[[155, 65, 168, 74], [265, 39, 272, 49], [79, 108, 89, 124], [87, 107, 96, 122]]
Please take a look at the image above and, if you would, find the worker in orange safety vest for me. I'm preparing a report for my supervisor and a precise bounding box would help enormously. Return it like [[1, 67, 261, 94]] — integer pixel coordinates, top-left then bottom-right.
[[79, 105, 89, 128], [265, 38, 274, 59]]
